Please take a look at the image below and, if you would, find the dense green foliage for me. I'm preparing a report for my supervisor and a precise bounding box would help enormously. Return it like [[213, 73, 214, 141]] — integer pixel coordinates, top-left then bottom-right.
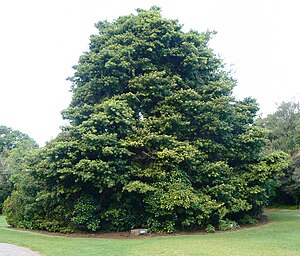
[[4, 7, 288, 233], [0, 126, 37, 212], [281, 152, 300, 204], [256, 101, 300, 154], [1, 210, 300, 256], [256, 101, 300, 204]]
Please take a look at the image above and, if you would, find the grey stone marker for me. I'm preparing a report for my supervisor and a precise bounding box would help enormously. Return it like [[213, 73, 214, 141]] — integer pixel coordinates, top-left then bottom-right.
[[131, 228, 148, 236]]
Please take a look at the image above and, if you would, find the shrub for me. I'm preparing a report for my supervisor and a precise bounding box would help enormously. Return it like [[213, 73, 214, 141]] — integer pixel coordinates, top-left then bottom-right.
[[71, 195, 100, 232], [219, 219, 240, 231], [239, 214, 258, 225], [205, 224, 216, 233]]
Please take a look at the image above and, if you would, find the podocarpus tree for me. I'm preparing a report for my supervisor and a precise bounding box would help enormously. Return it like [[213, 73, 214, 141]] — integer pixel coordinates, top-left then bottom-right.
[[4, 7, 288, 232]]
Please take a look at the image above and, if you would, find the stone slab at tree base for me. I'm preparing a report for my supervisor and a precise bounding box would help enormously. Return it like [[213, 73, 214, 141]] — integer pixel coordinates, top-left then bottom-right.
[[131, 228, 148, 236]]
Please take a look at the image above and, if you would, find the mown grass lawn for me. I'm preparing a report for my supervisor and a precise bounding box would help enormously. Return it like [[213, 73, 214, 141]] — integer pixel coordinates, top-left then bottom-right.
[[0, 209, 299, 256]]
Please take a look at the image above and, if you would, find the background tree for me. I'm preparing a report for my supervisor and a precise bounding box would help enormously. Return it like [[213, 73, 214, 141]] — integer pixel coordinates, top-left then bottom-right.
[[256, 101, 300, 154], [280, 152, 300, 204], [4, 7, 288, 233], [0, 126, 38, 212], [256, 101, 300, 204]]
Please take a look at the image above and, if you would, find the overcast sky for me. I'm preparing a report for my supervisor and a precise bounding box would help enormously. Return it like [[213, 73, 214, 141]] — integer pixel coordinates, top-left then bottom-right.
[[1, 0, 299, 146]]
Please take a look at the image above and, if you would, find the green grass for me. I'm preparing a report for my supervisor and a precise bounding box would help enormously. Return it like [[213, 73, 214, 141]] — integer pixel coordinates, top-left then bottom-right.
[[0, 209, 299, 256], [268, 204, 299, 210]]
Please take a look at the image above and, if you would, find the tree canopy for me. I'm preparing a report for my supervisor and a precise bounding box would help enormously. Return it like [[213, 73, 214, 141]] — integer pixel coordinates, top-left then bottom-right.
[[256, 101, 300, 154], [4, 7, 288, 233], [256, 101, 300, 204], [0, 125, 38, 212]]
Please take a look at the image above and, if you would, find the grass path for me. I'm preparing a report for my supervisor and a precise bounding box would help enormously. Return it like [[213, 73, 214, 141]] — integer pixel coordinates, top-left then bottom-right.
[[0, 209, 299, 256]]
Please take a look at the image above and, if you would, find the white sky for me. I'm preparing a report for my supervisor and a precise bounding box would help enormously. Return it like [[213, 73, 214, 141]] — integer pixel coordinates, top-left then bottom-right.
[[0, 0, 299, 146]]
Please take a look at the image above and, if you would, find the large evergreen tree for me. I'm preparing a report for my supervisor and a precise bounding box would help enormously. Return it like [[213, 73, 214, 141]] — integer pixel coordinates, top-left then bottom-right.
[[4, 7, 287, 232]]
